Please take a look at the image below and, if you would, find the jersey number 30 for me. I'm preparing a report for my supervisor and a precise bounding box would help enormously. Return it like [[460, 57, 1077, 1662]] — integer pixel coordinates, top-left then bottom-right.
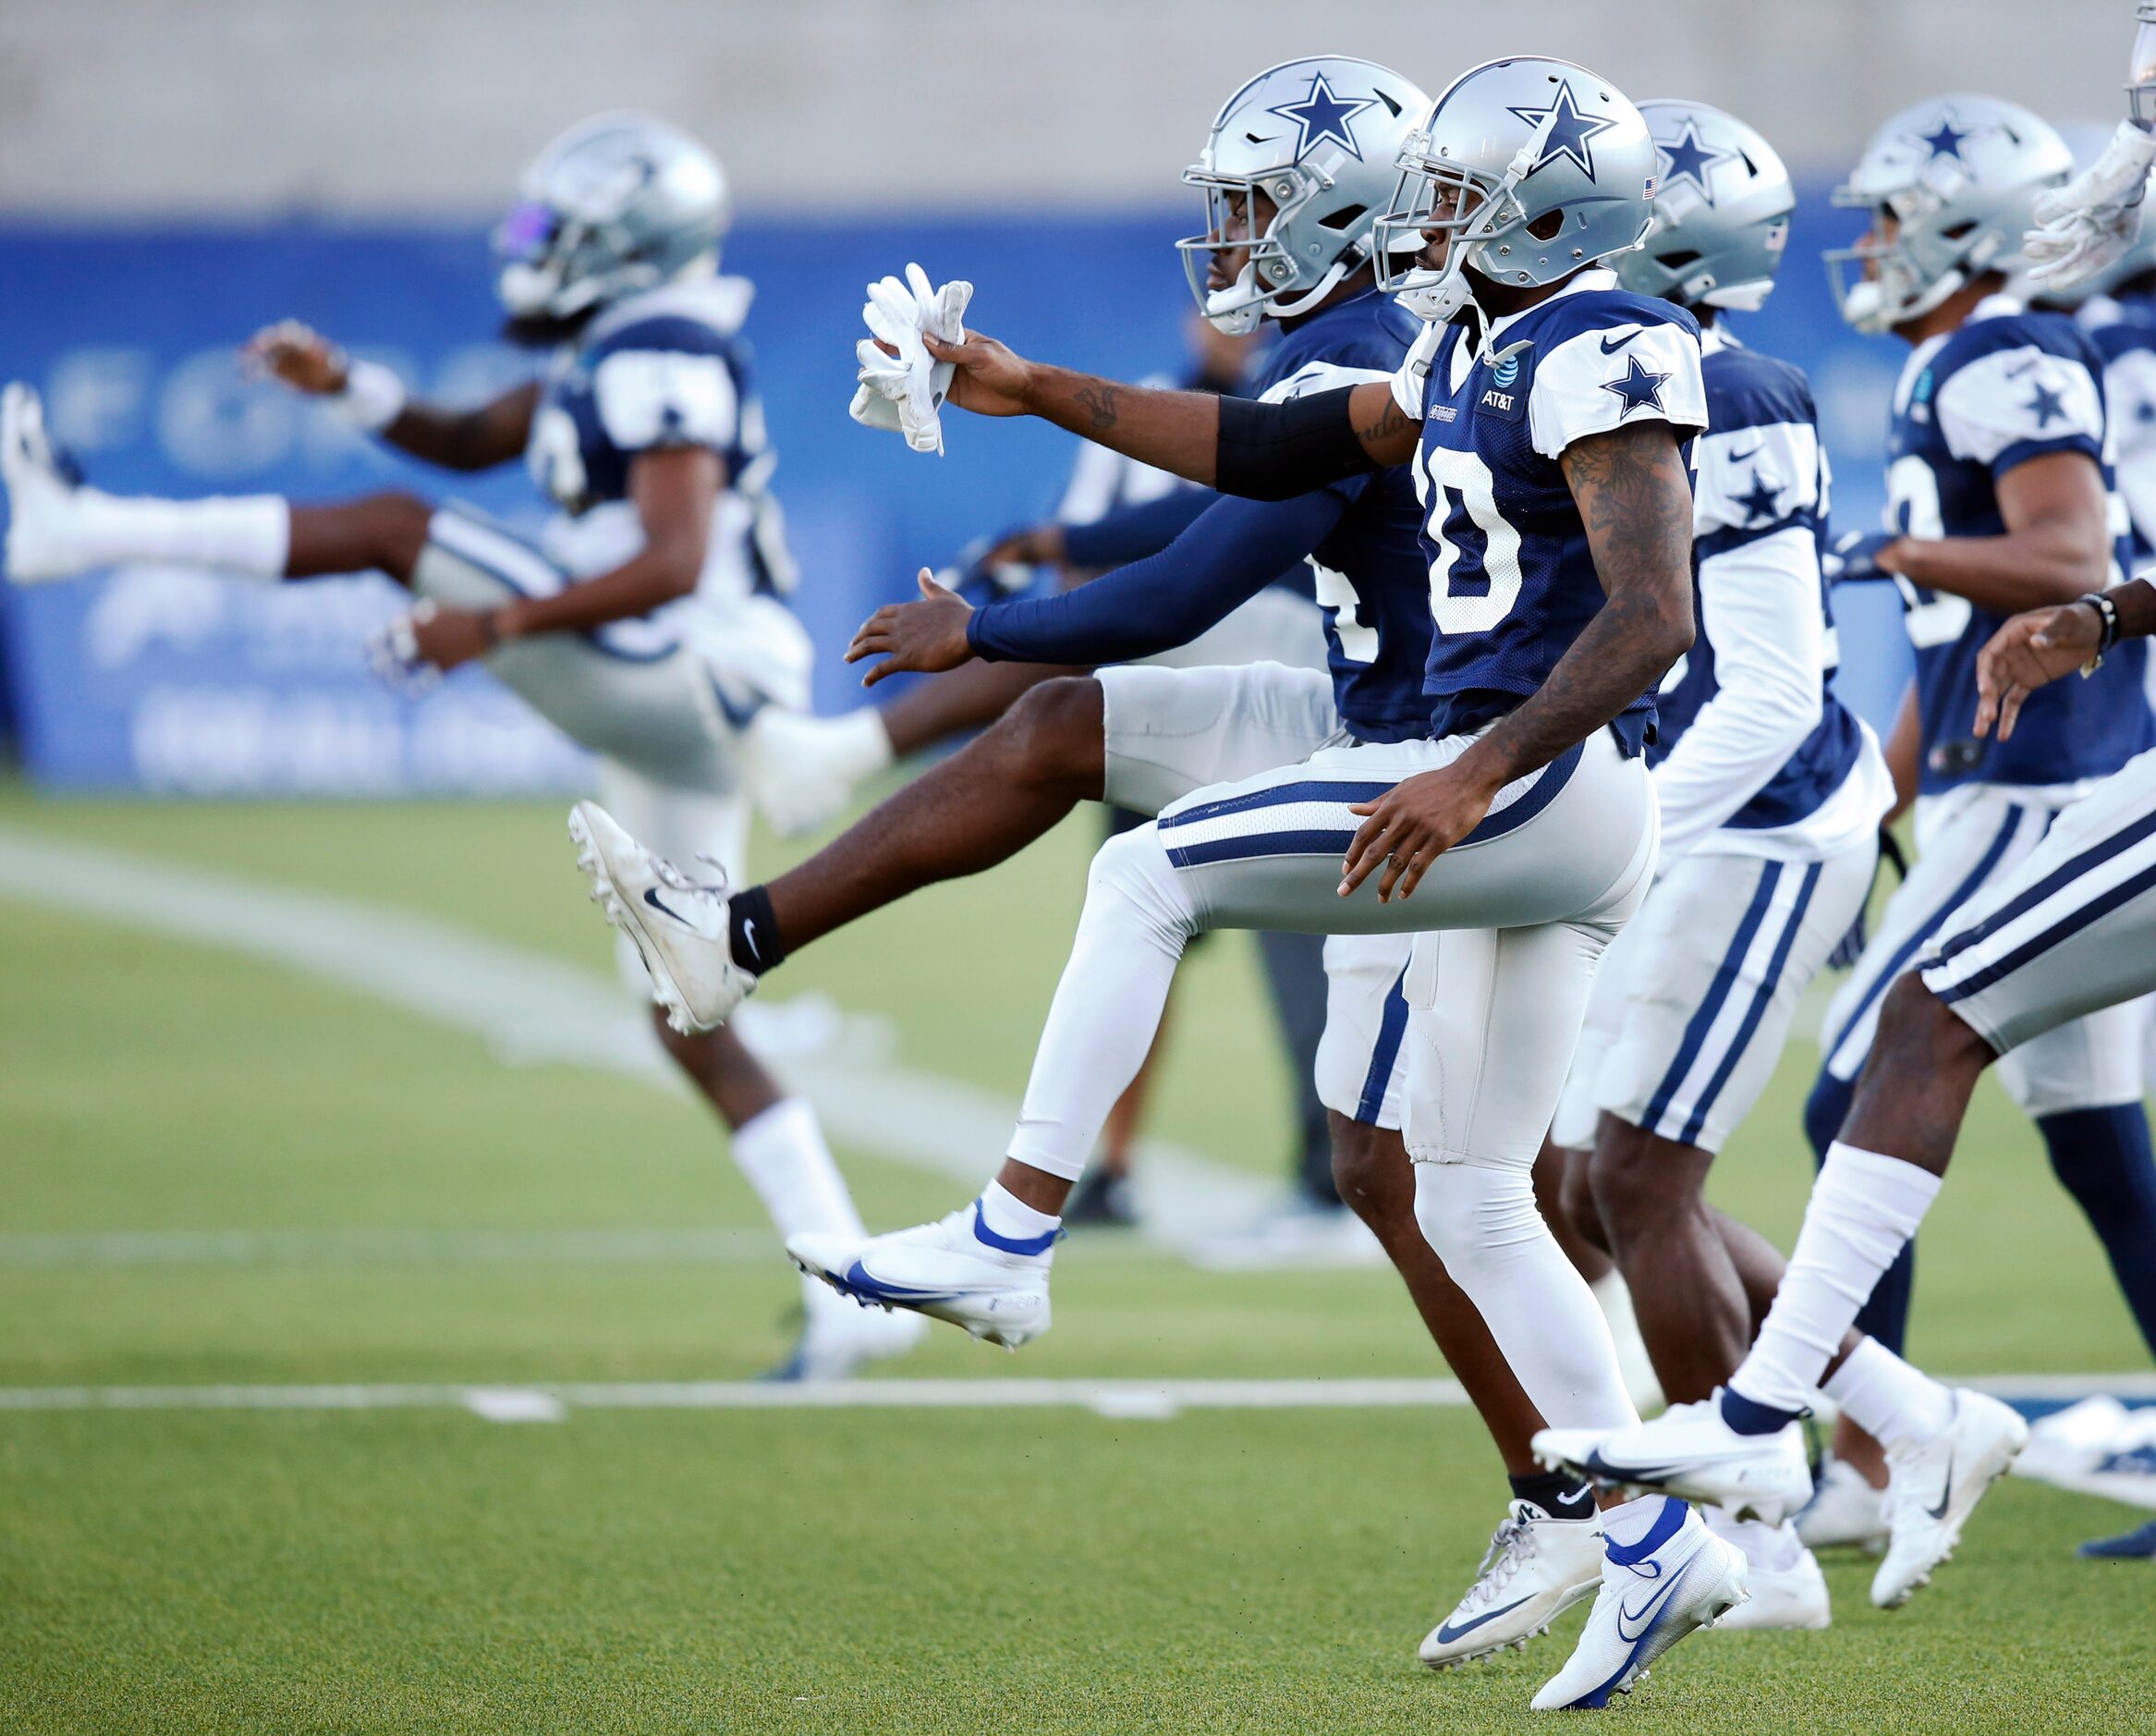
[[1419, 446, 1524, 632]]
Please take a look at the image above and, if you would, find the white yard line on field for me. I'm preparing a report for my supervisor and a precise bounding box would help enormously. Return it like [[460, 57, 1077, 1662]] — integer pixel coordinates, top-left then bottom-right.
[[0, 1373, 2148, 1424], [0, 823, 1285, 1253]]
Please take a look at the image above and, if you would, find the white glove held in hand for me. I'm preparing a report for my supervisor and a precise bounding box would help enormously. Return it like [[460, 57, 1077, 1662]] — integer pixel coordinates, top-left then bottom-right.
[[365, 600, 444, 697], [847, 263, 973, 455], [2026, 119, 2156, 288]]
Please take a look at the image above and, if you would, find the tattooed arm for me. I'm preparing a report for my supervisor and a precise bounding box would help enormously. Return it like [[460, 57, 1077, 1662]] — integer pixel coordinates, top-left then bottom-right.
[[1339, 422, 1696, 901], [918, 327, 1419, 484]]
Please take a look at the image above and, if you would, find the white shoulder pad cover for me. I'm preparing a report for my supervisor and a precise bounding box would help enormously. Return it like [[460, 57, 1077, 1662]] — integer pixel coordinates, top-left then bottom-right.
[[1264, 361, 1397, 406], [1529, 322, 1708, 460], [592, 349, 740, 452], [1934, 346, 2103, 464], [2104, 346, 2156, 459], [1693, 420, 1822, 536], [1389, 323, 1445, 418]]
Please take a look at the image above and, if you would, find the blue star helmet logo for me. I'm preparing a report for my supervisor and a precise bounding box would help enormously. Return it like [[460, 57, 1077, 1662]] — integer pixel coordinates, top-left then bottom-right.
[[1601, 353, 1672, 418], [2025, 379, 2069, 429], [1908, 110, 1984, 163], [1656, 121, 1738, 205], [1734, 469, 1783, 525], [1266, 71, 1379, 163], [1505, 80, 1619, 182]]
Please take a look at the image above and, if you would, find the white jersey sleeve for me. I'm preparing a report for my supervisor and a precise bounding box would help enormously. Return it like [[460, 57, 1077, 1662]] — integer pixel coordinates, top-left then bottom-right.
[[592, 348, 740, 453], [1691, 419, 1825, 536], [2102, 342, 2156, 549], [1933, 345, 2104, 466], [1528, 321, 1709, 460]]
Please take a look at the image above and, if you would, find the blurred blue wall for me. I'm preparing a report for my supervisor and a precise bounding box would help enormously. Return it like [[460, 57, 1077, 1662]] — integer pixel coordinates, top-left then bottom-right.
[[0, 188, 1909, 793]]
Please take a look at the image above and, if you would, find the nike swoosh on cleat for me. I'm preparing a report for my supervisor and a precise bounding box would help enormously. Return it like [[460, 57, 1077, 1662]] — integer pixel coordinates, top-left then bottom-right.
[[642, 886, 689, 925], [1432, 1596, 1533, 1645], [1600, 331, 1638, 353], [1925, 1448, 1956, 1520], [1584, 1450, 1680, 1484], [836, 1260, 963, 1305], [1614, 1561, 1691, 1643]]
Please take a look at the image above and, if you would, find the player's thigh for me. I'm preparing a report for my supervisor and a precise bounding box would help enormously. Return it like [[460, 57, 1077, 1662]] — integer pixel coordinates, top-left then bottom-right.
[[1315, 932, 1417, 1131], [594, 759, 753, 996], [1401, 917, 1617, 1170], [1600, 841, 1876, 1156], [1097, 661, 1337, 816], [1154, 727, 1656, 938], [1818, 786, 2046, 1082], [1923, 749, 2156, 1097], [1549, 913, 1643, 1151]]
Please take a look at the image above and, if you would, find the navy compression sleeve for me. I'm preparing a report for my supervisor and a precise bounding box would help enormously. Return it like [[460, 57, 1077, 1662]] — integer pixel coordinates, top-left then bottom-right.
[[966, 489, 1346, 666], [1215, 386, 1378, 500], [1059, 490, 1218, 568]]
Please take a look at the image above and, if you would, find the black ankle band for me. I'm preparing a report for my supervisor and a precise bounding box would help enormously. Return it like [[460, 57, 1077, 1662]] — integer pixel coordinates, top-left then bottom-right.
[[728, 885, 786, 975], [1507, 1471, 1594, 1522]]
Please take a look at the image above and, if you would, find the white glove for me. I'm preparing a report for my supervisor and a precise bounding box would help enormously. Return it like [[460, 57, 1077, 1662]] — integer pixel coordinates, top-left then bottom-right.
[[365, 600, 444, 697], [2026, 119, 2156, 288], [847, 262, 973, 455]]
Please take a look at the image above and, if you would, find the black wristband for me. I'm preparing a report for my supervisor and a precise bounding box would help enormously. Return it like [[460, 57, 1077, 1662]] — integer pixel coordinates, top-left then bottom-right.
[[1215, 386, 1377, 501], [2080, 591, 2122, 656]]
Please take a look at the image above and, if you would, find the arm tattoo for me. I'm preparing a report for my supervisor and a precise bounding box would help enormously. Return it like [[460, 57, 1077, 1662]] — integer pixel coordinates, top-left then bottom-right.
[[1352, 395, 1410, 454], [1472, 424, 1695, 784], [1071, 385, 1119, 434]]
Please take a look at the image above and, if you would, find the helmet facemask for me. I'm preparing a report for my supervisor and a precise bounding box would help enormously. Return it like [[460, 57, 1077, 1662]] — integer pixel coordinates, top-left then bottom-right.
[[1176, 164, 1369, 334], [1374, 140, 1538, 325]]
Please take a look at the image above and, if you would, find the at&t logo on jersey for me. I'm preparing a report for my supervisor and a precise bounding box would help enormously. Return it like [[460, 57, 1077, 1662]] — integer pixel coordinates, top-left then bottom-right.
[[1479, 344, 1532, 422]]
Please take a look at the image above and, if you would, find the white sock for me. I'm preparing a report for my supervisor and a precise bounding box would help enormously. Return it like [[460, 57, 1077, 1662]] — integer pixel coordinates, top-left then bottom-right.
[[730, 1098, 865, 1318], [979, 1180, 1060, 1242], [1704, 1509, 1805, 1571], [69, 489, 289, 580], [1006, 826, 1195, 1182], [828, 707, 896, 776], [1731, 1143, 1943, 1415], [1822, 1335, 1955, 1448], [1602, 1492, 1685, 1552], [1414, 1161, 1638, 1431]]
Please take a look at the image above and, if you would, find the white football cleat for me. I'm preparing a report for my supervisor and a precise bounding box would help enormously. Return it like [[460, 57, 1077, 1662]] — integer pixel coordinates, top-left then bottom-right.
[[1870, 1388, 2028, 1608], [1419, 1500, 1603, 1669], [1705, 1517, 1832, 1632], [1530, 1498, 1747, 1713], [1793, 1456, 1889, 1554], [788, 1201, 1055, 1350], [2, 383, 91, 584], [568, 800, 755, 1033], [764, 1291, 929, 1383], [1535, 1394, 1816, 1524], [744, 707, 893, 838]]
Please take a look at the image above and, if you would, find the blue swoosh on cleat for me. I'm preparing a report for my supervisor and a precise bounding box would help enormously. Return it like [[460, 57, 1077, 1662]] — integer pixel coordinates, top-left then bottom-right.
[[835, 1260, 963, 1305], [1433, 1595, 1532, 1646], [1585, 1449, 1681, 1485]]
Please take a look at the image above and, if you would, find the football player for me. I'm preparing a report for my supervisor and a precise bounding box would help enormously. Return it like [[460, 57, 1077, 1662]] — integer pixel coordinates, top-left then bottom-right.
[[1542, 93, 2156, 1612], [1536, 100, 1896, 1632], [574, 56, 1617, 1668], [0, 115, 921, 1380], [583, 57, 1748, 1710]]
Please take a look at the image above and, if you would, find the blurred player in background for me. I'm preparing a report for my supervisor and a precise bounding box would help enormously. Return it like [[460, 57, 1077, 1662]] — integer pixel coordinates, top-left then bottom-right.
[[1540, 99, 1896, 1632], [0, 113, 921, 1381]]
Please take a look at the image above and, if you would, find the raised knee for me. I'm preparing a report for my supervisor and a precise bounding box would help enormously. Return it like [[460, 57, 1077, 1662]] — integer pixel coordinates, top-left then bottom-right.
[[1001, 676, 1104, 793], [1876, 971, 1991, 1074]]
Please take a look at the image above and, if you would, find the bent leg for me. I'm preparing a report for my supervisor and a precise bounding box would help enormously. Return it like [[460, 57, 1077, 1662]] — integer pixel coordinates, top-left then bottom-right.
[[286, 491, 433, 582]]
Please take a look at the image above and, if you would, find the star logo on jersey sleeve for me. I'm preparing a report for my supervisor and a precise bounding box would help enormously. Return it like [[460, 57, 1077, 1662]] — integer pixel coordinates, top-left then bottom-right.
[[1266, 71, 1379, 162], [1601, 353, 1672, 417], [2024, 378, 2069, 428], [1506, 80, 1618, 182], [1656, 122, 1738, 204], [1734, 468, 1784, 524]]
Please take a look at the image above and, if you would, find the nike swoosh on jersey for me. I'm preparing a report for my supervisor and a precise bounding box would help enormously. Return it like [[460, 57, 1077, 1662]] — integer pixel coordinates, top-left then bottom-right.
[[642, 886, 689, 925], [1924, 1449, 1957, 1520], [1432, 1596, 1533, 1645], [1727, 446, 1761, 463], [1600, 331, 1638, 354]]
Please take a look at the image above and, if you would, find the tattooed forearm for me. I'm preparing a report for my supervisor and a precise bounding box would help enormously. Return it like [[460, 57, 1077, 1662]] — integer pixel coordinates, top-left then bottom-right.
[[1467, 423, 1695, 787], [1021, 363, 1222, 483], [1353, 394, 1411, 454]]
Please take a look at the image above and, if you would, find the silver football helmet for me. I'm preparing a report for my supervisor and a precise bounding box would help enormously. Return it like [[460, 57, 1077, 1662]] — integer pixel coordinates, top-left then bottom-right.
[[1176, 57, 1431, 334], [1616, 101, 1794, 312], [494, 113, 731, 324], [1374, 56, 1657, 324], [1825, 95, 2071, 335]]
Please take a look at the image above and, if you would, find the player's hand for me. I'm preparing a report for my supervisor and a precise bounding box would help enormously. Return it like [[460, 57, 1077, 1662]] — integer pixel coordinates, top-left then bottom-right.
[[405, 602, 501, 674], [1338, 758, 1504, 903], [920, 329, 1036, 417], [845, 568, 976, 687], [2026, 118, 2156, 290], [1974, 601, 2103, 740], [1823, 529, 1901, 585], [243, 320, 348, 395]]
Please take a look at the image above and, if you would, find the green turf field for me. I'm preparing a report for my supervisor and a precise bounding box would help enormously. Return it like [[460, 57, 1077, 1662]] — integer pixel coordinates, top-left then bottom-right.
[[1, 783, 2150, 1731]]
